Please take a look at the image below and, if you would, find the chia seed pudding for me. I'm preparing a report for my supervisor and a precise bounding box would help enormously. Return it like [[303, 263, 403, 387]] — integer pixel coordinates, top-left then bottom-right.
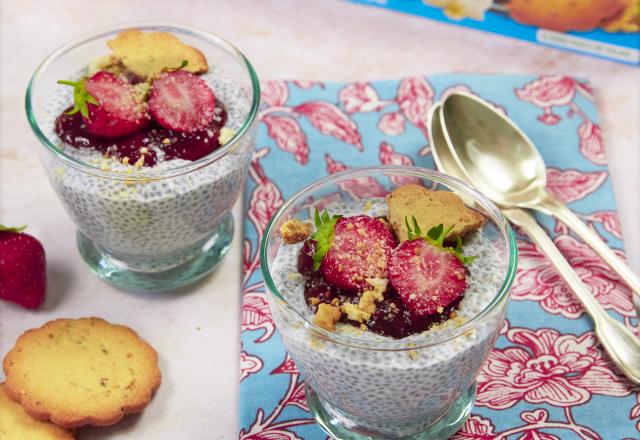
[[267, 197, 510, 437], [31, 28, 258, 275], [41, 71, 253, 272]]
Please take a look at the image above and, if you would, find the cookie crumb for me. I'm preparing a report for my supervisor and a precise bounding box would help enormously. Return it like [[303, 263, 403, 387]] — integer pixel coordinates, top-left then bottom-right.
[[280, 219, 312, 244], [314, 304, 342, 331]]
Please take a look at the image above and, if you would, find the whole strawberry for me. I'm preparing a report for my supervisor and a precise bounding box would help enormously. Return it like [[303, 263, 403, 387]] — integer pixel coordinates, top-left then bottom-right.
[[0, 226, 46, 309]]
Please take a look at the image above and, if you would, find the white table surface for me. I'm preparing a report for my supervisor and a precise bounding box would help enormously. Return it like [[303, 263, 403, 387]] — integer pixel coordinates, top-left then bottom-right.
[[1, 1, 638, 439]]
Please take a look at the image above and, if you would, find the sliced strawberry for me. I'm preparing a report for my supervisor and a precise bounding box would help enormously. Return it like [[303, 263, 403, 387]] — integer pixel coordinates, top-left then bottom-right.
[[321, 215, 396, 292], [83, 71, 150, 137], [148, 70, 216, 132], [388, 239, 467, 316], [0, 227, 46, 309]]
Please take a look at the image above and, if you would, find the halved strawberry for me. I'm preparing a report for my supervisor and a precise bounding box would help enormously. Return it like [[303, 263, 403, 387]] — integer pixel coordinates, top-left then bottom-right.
[[83, 71, 150, 137], [321, 215, 396, 292], [388, 239, 467, 316], [148, 70, 216, 132]]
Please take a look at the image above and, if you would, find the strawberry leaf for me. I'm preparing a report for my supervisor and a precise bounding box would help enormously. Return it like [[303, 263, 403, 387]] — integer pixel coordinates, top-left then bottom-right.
[[311, 209, 342, 271], [165, 59, 189, 73], [0, 224, 27, 233], [405, 216, 476, 265], [57, 78, 98, 120]]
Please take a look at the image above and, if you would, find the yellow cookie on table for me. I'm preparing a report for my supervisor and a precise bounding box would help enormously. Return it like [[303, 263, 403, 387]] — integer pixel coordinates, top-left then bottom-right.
[[107, 29, 208, 80], [0, 382, 74, 440], [2, 317, 161, 429]]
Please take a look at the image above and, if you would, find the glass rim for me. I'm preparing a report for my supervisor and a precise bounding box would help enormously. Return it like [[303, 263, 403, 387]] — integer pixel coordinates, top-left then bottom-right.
[[260, 165, 518, 351], [25, 21, 260, 181]]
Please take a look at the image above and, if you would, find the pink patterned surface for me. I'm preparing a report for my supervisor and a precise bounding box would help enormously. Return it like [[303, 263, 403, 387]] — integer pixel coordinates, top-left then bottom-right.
[[240, 75, 639, 439]]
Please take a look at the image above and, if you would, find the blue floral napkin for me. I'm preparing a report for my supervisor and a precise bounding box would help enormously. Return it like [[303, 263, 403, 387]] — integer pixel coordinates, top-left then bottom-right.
[[239, 74, 639, 439]]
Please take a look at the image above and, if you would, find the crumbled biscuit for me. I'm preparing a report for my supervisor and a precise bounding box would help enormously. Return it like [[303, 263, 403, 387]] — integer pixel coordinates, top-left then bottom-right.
[[218, 127, 236, 145], [408, 350, 418, 360], [0, 382, 74, 440], [280, 219, 312, 244], [314, 304, 342, 331], [386, 184, 484, 242], [107, 29, 208, 80], [358, 291, 379, 315], [341, 303, 371, 323]]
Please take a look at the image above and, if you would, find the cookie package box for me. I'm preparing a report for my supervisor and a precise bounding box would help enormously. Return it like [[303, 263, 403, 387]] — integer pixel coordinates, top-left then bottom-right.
[[347, 0, 640, 66]]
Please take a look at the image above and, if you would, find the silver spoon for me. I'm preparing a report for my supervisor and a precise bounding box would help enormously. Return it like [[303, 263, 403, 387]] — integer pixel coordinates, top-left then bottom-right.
[[438, 91, 640, 300], [428, 103, 640, 385]]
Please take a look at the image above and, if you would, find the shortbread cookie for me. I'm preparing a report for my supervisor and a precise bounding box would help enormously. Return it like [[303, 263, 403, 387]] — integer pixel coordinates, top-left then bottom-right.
[[386, 184, 484, 242], [0, 383, 74, 440], [107, 29, 208, 80], [508, 0, 625, 32], [3, 317, 161, 429]]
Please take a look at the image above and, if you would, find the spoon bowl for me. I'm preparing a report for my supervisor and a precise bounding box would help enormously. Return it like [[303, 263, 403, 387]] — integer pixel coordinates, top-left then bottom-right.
[[428, 102, 640, 385], [440, 92, 547, 207], [439, 91, 640, 298]]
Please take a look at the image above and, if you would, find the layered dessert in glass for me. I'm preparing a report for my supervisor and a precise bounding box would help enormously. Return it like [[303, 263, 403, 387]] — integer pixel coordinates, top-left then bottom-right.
[[261, 167, 517, 439], [26, 24, 259, 291]]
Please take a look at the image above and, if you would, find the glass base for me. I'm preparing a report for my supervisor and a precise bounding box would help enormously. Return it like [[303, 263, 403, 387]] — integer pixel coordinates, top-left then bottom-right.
[[77, 212, 234, 292], [306, 383, 476, 440]]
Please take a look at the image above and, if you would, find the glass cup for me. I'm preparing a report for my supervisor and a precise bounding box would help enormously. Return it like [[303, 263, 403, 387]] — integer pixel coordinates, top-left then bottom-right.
[[261, 166, 517, 439], [26, 23, 259, 292]]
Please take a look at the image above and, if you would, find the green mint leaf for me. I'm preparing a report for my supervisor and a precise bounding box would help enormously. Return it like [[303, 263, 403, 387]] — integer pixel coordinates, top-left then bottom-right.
[[412, 216, 422, 237], [57, 78, 98, 121], [406, 219, 477, 266], [0, 224, 27, 233], [405, 216, 414, 240], [427, 224, 443, 242], [164, 59, 190, 72], [310, 209, 342, 271]]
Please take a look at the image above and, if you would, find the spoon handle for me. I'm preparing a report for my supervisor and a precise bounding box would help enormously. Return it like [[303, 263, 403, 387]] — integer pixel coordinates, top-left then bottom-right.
[[503, 207, 640, 385], [535, 192, 640, 298]]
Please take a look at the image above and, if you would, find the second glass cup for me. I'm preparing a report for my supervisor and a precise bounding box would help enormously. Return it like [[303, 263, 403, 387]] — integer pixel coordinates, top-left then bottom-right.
[[261, 166, 517, 439], [26, 23, 259, 291]]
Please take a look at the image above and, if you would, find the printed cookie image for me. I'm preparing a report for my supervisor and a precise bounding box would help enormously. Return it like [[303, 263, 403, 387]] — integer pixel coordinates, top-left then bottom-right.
[[0, 383, 74, 440], [601, 0, 640, 32], [2, 318, 161, 429], [508, 0, 626, 32]]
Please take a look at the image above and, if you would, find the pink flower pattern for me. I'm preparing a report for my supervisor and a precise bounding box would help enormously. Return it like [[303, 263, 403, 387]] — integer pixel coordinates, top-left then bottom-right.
[[241, 76, 635, 439], [339, 82, 387, 113], [377, 111, 406, 135], [241, 351, 264, 381], [477, 327, 631, 409], [262, 114, 309, 164], [397, 76, 434, 132], [578, 121, 607, 166], [546, 168, 607, 204], [378, 141, 421, 185], [513, 235, 635, 319], [294, 101, 363, 150], [324, 153, 387, 199]]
